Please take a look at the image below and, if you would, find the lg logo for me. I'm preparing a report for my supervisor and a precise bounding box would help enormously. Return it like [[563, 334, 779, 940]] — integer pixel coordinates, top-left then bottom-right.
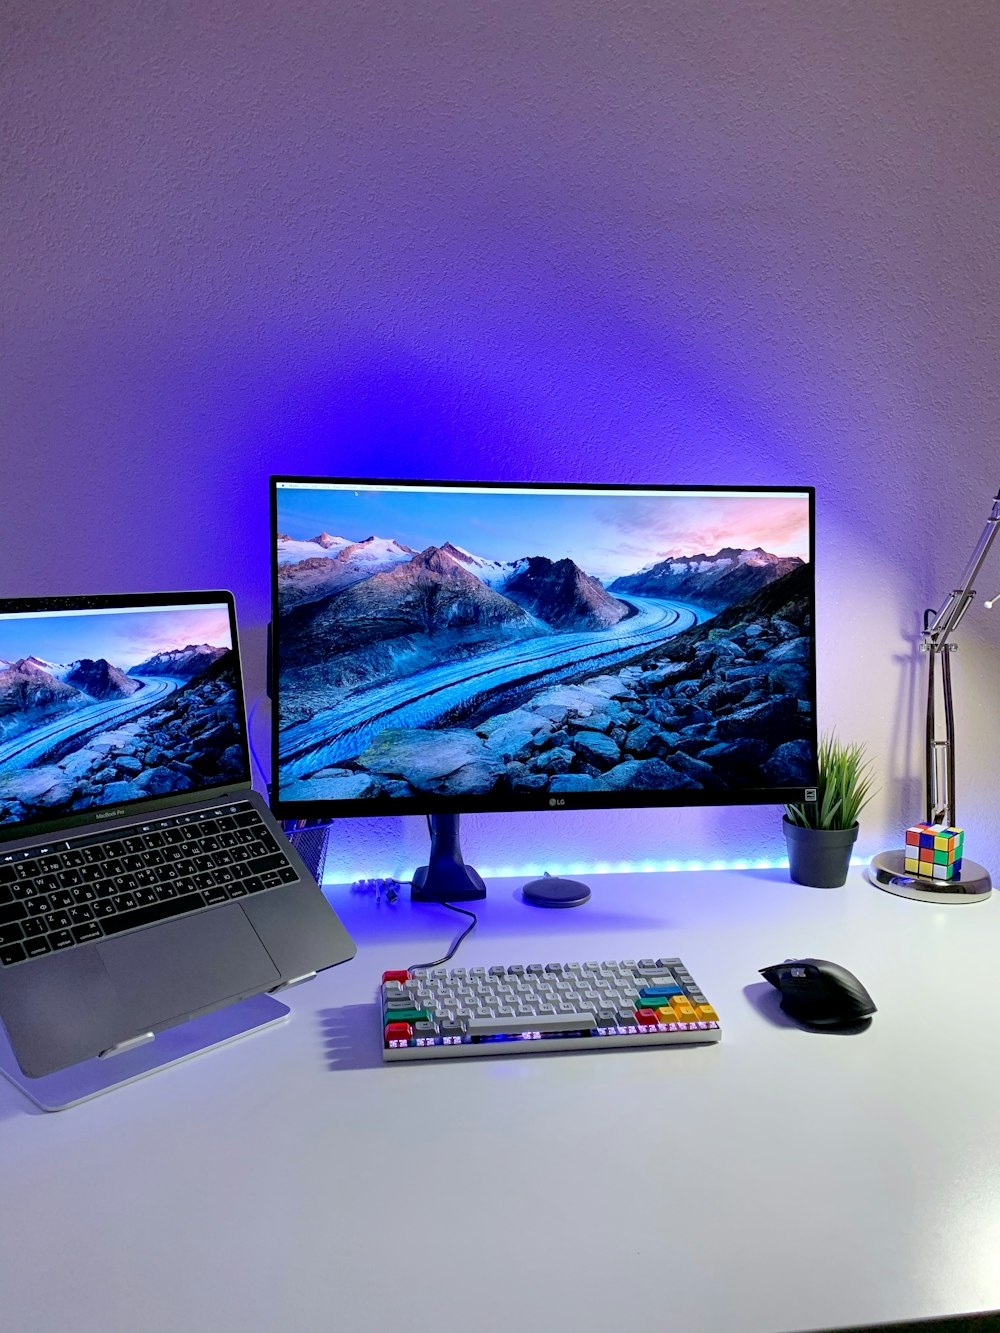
[[548, 797, 566, 807]]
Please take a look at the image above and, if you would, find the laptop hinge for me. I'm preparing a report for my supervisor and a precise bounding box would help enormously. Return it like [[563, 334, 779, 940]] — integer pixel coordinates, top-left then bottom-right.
[[269, 972, 317, 995], [99, 1032, 156, 1060]]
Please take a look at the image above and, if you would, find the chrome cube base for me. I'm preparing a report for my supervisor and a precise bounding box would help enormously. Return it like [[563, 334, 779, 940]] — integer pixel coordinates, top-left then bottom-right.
[[866, 849, 992, 904]]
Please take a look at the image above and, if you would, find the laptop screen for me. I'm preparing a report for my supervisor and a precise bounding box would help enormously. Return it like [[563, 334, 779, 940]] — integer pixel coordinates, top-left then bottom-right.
[[0, 596, 250, 837]]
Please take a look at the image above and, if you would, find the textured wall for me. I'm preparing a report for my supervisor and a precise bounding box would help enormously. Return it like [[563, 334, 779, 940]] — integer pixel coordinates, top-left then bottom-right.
[[3, 1, 999, 882]]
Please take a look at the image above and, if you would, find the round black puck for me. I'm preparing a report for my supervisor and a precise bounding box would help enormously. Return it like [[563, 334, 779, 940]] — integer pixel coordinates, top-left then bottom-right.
[[521, 875, 592, 908]]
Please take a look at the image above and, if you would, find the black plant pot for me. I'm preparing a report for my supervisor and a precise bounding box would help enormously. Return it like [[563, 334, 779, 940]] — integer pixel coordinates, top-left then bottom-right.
[[783, 817, 859, 888]]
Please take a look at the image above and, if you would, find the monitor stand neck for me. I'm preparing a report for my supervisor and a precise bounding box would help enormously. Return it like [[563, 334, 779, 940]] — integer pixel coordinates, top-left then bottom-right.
[[410, 814, 487, 903]]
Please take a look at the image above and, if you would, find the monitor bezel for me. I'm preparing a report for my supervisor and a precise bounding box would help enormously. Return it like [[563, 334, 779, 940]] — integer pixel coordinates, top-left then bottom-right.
[[0, 589, 253, 845], [269, 477, 818, 820]]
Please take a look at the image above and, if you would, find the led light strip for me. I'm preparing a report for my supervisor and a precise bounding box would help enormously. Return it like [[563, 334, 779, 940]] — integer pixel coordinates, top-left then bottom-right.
[[329, 855, 868, 886]]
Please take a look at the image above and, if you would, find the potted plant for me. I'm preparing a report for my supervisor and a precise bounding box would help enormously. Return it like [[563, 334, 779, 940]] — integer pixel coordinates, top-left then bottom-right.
[[783, 733, 876, 888]]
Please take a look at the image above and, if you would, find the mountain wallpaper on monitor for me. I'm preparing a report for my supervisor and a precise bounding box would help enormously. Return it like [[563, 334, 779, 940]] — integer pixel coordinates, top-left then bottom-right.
[[274, 487, 814, 803], [0, 605, 246, 827]]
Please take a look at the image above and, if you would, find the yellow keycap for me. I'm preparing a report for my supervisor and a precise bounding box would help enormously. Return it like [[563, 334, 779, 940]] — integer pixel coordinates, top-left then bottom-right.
[[695, 1003, 718, 1021], [671, 997, 696, 1020]]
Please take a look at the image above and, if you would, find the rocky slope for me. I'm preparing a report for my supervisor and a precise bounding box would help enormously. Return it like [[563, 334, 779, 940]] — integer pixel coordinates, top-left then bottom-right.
[[0, 658, 84, 722], [0, 651, 245, 823], [279, 544, 541, 683], [65, 657, 142, 700], [504, 556, 631, 629], [279, 565, 815, 802]]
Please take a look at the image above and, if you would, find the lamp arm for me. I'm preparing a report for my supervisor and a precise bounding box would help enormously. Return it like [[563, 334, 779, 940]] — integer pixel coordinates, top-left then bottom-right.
[[921, 485, 1000, 827], [923, 489, 1000, 648]]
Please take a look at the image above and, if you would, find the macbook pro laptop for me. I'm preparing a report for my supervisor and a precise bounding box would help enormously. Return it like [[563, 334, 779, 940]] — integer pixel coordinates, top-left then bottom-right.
[[0, 590, 355, 1080]]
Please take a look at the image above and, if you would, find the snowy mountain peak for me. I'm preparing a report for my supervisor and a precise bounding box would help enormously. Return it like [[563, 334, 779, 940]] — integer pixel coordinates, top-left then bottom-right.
[[339, 535, 416, 559], [610, 546, 803, 612], [736, 547, 773, 566], [440, 541, 484, 564], [277, 531, 415, 569], [130, 643, 228, 680], [437, 542, 521, 589], [277, 535, 418, 609], [406, 545, 471, 576], [22, 655, 64, 673]]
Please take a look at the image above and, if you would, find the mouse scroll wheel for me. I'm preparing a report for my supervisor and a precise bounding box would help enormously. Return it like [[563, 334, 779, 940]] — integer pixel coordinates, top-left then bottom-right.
[[790, 967, 808, 978]]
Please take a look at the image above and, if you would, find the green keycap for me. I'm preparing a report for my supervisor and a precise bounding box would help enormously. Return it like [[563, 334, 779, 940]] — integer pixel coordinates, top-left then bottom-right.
[[382, 1008, 431, 1025]]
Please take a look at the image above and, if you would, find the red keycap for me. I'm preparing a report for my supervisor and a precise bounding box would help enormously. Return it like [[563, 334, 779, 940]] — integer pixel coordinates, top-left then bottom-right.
[[382, 970, 410, 984], [384, 1021, 413, 1043], [635, 1009, 658, 1026]]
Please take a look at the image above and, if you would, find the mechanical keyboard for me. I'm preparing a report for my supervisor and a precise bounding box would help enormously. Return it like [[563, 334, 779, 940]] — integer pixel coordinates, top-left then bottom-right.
[[381, 956, 721, 1061], [0, 800, 299, 967]]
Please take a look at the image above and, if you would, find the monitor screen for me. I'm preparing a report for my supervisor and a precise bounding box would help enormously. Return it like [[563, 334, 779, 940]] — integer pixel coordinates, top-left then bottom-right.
[[0, 595, 249, 836], [271, 479, 816, 819]]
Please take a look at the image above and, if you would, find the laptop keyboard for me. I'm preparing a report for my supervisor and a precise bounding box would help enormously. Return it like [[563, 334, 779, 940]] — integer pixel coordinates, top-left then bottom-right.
[[0, 801, 299, 968]]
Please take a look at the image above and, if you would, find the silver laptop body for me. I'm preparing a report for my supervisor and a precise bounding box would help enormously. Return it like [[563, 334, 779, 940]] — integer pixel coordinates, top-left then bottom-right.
[[0, 590, 354, 1079]]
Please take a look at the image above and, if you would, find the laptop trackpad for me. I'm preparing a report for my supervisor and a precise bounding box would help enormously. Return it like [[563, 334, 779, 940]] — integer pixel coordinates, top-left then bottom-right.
[[99, 905, 281, 1029]]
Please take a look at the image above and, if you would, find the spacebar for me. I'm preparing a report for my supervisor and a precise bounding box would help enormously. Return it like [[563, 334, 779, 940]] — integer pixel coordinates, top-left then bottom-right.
[[101, 893, 208, 936], [469, 1012, 597, 1037]]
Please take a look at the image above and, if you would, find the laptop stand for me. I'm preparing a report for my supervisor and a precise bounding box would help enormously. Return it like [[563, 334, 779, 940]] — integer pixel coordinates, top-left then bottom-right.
[[0, 993, 290, 1112]]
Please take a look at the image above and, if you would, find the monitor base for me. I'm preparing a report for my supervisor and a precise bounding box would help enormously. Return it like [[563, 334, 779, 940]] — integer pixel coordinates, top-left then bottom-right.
[[409, 814, 487, 904], [866, 849, 992, 903], [411, 862, 487, 903], [0, 993, 290, 1112]]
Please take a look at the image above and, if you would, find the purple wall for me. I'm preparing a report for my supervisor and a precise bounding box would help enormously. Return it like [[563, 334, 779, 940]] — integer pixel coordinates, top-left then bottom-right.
[[4, 1, 999, 881]]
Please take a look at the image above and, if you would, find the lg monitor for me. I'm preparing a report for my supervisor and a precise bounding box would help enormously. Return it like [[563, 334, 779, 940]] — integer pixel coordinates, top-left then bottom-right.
[[269, 477, 817, 903]]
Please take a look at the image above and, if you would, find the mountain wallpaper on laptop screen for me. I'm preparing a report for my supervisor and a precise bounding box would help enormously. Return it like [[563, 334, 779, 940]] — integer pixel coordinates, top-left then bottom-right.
[[275, 488, 815, 802], [0, 605, 246, 827]]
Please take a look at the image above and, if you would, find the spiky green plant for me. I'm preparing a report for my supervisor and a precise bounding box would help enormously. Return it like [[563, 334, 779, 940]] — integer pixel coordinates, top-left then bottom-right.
[[784, 733, 877, 830]]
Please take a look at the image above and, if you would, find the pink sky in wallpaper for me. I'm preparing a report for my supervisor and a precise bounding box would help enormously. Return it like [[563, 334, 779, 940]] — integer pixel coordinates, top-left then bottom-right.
[[279, 486, 811, 582], [590, 494, 811, 574], [112, 608, 233, 663], [0, 605, 233, 671]]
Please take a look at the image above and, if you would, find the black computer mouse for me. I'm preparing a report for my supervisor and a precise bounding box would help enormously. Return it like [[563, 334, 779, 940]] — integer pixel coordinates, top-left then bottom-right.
[[759, 958, 876, 1029]]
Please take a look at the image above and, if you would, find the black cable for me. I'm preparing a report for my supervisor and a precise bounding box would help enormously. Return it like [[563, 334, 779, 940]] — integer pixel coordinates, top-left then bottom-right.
[[246, 697, 270, 787], [407, 901, 478, 971], [406, 813, 479, 968]]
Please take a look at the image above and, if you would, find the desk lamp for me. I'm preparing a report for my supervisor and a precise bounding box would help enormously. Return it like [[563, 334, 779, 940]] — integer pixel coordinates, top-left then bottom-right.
[[867, 487, 999, 903]]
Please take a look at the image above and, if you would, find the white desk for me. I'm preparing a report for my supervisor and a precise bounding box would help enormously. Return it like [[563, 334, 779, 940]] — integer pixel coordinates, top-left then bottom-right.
[[1, 868, 998, 1333]]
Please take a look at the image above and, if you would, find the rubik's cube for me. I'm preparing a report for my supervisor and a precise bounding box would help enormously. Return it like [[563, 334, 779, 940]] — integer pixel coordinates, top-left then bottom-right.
[[904, 823, 964, 880]]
